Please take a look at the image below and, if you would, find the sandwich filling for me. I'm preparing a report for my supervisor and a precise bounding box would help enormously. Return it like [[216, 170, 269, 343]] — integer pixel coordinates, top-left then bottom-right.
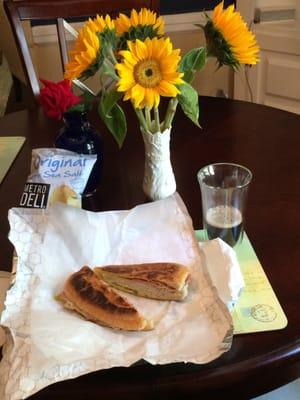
[[94, 262, 190, 301]]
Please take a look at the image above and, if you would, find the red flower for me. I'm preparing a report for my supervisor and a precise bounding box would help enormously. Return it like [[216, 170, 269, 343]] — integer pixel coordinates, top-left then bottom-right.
[[39, 79, 81, 120]]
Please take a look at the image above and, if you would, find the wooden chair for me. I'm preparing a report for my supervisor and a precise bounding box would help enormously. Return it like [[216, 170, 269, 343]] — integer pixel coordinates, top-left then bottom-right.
[[4, 0, 160, 104]]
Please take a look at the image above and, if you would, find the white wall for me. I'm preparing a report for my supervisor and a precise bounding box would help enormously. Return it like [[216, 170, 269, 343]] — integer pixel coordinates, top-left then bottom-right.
[[256, 0, 295, 7], [235, 0, 300, 114], [237, 0, 297, 23], [296, 0, 300, 19]]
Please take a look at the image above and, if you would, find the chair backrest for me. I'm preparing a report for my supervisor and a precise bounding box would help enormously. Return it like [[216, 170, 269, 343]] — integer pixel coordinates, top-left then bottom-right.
[[4, 0, 160, 103]]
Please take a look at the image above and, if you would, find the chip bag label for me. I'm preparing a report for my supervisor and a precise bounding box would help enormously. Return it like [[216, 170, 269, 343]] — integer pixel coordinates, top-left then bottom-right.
[[19, 183, 50, 209]]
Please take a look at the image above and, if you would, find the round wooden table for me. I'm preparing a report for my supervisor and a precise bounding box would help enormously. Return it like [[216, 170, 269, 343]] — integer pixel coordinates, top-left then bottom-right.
[[0, 97, 299, 399]]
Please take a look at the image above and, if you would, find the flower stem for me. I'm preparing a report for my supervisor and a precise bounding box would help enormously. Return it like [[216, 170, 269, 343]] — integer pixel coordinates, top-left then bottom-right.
[[145, 107, 152, 129], [105, 58, 117, 70], [163, 98, 178, 131], [103, 77, 114, 91], [109, 47, 118, 65], [154, 107, 160, 133], [134, 107, 148, 132]]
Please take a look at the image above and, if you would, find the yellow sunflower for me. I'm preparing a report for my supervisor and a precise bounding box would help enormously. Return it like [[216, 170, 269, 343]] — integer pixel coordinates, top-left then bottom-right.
[[115, 8, 164, 36], [64, 25, 100, 80], [116, 37, 184, 109], [204, 1, 259, 67], [86, 14, 115, 34]]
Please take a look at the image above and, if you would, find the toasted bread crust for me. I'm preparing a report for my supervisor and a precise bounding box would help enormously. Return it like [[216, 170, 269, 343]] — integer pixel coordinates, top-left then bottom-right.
[[61, 266, 153, 331], [68, 266, 136, 314]]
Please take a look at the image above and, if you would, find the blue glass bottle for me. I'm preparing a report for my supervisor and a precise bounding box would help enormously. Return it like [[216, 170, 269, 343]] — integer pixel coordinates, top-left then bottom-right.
[[55, 111, 103, 196]]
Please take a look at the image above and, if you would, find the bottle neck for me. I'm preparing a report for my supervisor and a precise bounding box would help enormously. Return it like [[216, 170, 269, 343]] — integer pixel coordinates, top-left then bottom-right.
[[63, 111, 90, 131]]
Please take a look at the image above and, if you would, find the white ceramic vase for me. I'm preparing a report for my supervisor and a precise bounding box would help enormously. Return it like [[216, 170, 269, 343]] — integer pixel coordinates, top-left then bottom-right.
[[141, 127, 176, 201]]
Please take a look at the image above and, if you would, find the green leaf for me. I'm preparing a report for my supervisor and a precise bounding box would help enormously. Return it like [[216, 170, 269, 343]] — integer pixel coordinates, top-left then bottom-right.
[[180, 47, 207, 83], [98, 101, 127, 147], [181, 47, 206, 71], [67, 103, 87, 113], [182, 70, 195, 84], [101, 88, 123, 115], [178, 83, 201, 128]]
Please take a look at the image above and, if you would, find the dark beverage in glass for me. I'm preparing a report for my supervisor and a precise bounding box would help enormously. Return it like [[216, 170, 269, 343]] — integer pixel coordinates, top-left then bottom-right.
[[198, 163, 252, 247], [205, 206, 243, 247]]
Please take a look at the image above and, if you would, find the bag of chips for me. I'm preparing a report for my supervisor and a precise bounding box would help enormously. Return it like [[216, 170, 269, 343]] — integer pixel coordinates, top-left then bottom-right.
[[19, 148, 97, 209]]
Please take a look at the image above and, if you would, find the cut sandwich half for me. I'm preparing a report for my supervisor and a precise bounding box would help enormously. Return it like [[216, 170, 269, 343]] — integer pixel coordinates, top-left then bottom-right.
[[94, 262, 190, 301], [57, 266, 153, 331]]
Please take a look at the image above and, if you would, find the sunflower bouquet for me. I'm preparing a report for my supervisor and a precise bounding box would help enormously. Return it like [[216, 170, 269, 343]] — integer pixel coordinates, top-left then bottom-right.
[[63, 2, 259, 149]]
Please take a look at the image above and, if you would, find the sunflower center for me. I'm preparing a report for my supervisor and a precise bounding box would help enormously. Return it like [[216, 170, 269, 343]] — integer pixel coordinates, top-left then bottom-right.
[[134, 59, 161, 88]]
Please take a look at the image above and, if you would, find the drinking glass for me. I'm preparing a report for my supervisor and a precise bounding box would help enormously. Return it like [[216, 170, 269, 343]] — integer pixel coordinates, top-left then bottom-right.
[[197, 163, 252, 247]]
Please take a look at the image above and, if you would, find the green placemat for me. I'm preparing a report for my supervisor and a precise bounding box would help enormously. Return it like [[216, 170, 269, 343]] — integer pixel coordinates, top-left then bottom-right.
[[195, 230, 288, 334], [0, 136, 25, 184]]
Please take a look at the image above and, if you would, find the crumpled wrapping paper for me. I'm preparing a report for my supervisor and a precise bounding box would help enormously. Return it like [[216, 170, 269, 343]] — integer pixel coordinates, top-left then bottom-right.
[[199, 239, 245, 311], [0, 193, 234, 400]]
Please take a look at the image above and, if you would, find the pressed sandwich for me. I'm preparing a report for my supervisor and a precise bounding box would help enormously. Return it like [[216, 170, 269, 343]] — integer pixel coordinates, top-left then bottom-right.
[[94, 262, 190, 301], [57, 266, 153, 331]]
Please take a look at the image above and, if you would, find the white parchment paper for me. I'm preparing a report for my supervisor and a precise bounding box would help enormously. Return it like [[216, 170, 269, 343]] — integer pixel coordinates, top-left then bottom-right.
[[199, 239, 245, 310], [0, 194, 233, 399]]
